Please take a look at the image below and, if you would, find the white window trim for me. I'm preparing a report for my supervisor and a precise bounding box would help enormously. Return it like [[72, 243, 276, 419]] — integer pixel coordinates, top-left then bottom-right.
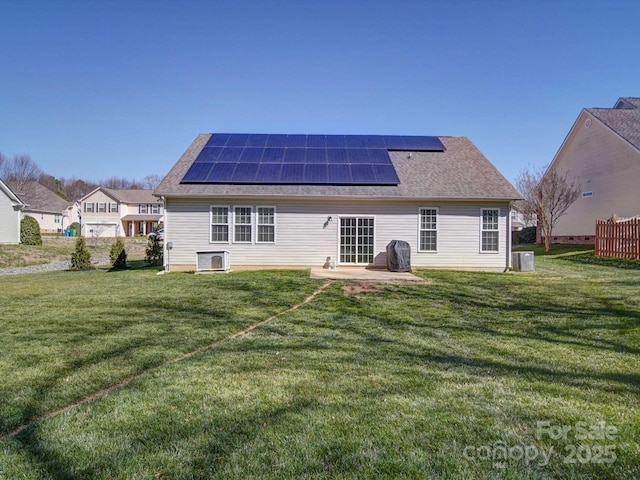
[[84, 202, 94, 213], [210, 205, 231, 244], [418, 207, 438, 253], [232, 205, 253, 244], [97, 202, 107, 213], [256, 206, 277, 244], [109, 203, 119, 213], [480, 208, 500, 253]]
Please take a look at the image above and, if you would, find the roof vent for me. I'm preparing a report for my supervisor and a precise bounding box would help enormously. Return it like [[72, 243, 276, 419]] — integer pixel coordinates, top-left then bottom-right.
[[585, 118, 592, 128]]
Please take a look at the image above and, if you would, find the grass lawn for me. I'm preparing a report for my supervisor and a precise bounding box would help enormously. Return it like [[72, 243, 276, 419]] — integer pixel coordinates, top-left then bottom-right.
[[0, 253, 638, 479]]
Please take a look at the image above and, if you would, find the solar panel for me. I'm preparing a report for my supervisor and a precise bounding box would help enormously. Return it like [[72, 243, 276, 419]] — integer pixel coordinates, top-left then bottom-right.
[[182, 163, 213, 182], [181, 133, 443, 185], [240, 148, 264, 163], [206, 162, 236, 182], [284, 148, 306, 163], [231, 163, 259, 182], [247, 134, 268, 147], [280, 163, 305, 182], [193, 147, 223, 163], [304, 164, 328, 183], [266, 134, 287, 147], [226, 134, 250, 147], [257, 163, 282, 182], [286, 134, 306, 147]]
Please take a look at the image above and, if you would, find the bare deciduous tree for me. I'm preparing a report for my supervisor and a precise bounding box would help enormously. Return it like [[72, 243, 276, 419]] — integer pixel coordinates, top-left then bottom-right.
[[516, 166, 581, 252], [1, 154, 43, 190], [142, 174, 163, 189]]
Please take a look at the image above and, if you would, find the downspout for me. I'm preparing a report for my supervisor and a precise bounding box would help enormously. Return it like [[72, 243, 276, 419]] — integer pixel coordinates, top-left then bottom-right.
[[505, 201, 513, 272]]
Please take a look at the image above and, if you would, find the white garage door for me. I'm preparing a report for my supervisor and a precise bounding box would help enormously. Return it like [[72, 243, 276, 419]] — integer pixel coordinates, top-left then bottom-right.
[[86, 223, 118, 238]]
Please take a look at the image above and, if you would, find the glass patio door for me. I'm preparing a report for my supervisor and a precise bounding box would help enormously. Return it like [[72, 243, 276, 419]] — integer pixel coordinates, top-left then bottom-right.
[[339, 217, 374, 264]]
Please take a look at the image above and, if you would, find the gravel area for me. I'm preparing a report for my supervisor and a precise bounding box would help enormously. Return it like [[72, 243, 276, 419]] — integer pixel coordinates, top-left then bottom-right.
[[0, 258, 109, 276]]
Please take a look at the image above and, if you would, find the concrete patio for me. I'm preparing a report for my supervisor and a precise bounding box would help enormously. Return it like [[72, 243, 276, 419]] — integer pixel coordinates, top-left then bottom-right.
[[309, 267, 424, 282]]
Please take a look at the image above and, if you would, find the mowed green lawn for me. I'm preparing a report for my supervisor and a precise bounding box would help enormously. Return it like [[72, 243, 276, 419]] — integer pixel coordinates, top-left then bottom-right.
[[0, 253, 638, 479]]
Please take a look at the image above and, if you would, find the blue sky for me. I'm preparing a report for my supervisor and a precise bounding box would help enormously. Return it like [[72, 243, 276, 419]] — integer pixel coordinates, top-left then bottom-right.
[[0, 0, 638, 184]]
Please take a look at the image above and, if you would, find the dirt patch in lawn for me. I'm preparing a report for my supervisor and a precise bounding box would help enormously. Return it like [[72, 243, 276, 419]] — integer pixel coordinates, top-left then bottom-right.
[[342, 282, 389, 297]]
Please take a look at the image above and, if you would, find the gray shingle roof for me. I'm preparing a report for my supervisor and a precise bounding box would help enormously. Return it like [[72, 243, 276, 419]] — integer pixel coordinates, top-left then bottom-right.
[[9, 181, 72, 214], [586, 97, 640, 151], [155, 134, 520, 200]]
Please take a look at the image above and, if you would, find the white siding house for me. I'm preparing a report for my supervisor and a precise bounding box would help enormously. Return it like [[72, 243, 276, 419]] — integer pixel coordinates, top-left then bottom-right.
[[8, 181, 77, 234], [79, 187, 164, 238], [544, 97, 640, 243], [156, 134, 520, 272], [0, 179, 25, 244]]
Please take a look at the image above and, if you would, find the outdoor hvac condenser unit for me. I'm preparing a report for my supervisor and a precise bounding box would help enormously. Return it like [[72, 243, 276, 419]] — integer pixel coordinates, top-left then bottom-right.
[[196, 251, 230, 272], [512, 251, 534, 272]]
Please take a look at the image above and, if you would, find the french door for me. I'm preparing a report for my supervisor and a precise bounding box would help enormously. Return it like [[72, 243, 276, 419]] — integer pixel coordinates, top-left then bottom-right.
[[339, 217, 374, 264]]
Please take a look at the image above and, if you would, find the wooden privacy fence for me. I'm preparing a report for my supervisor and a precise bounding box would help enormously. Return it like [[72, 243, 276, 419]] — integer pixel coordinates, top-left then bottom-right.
[[595, 218, 640, 259]]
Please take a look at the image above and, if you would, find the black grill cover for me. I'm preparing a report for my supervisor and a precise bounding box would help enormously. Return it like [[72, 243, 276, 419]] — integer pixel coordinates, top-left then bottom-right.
[[386, 240, 411, 272]]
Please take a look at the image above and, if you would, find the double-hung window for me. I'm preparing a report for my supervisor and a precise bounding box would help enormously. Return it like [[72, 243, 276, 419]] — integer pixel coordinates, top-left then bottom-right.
[[234, 207, 252, 243], [211, 206, 230, 242], [419, 208, 438, 252], [257, 207, 275, 243], [151, 204, 161, 214], [139, 204, 148, 214], [109, 203, 119, 213], [84, 202, 94, 213], [481, 208, 500, 252], [210, 205, 276, 244], [97, 202, 107, 213]]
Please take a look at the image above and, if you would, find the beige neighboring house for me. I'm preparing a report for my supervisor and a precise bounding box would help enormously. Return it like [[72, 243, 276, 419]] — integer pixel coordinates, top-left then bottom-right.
[[156, 133, 521, 272], [8, 181, 78, 233], [79, 187, 164, 238], [544, 97, 640, 243], [0, 178, 25, 244]]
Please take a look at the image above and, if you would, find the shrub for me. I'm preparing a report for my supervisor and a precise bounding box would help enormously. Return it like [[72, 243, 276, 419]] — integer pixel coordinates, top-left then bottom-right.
[[68, 222, 80, 234], [517, 226, 537, 244], [109, 239, 127, 270], [145, 234, 163, 266], [20, 216, 42, 245], [70, 237, 92, 270]]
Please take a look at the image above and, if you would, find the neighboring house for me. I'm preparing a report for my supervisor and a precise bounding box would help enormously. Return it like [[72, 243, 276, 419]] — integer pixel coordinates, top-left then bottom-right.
[[79, 187, 164, 238], [543, 96, 640, 243], [8, 181, 77, 233], [0, 178, 25, 244], [510, 200, 536, 232], [155, 133, 521, 272]]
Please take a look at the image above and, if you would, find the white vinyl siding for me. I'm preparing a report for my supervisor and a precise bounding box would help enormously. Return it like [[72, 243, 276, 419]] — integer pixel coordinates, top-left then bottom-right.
[[257, 207, 276, 243], [166, 199, 510, 271], [0, 188, 21, 244], [210, 206, 230, 243], [419, 207, 438, 252], [481, 208, 500, 252]]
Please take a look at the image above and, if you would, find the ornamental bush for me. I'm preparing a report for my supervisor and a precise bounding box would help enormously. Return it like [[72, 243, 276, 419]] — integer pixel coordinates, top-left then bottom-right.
[[70, 237, 92, 270], [145, 234, 163, 266], [20, 216, 42, 245], [109, 239, 127, 270]]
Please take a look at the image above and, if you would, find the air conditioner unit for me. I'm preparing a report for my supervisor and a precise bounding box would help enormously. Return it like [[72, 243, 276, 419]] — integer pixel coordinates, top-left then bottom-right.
[[196, 251, 230, 272], [512, 251, 534, 272]]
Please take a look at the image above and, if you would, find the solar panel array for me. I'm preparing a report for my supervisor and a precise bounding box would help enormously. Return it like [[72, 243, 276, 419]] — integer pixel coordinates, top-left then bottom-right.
[[181, 134, 444, 185]]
